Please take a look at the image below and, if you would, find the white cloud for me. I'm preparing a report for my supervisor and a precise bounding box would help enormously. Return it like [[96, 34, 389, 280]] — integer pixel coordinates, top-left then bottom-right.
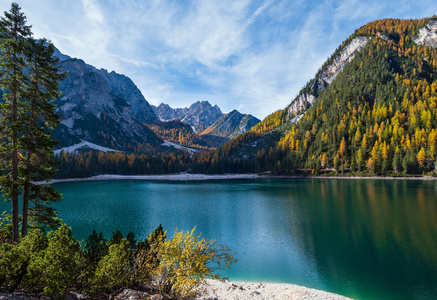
[[82, 0, 105, 24], [2, 0, 437, 119]]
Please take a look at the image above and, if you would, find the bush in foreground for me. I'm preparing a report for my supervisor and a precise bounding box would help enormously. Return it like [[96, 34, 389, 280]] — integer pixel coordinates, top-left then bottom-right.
[[140, 227, 236, 298], [0, 224, 236, 299]]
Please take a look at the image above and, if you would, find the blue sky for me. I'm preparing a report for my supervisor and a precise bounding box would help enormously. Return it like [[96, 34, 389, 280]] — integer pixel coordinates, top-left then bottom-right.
[[1, 0, 437, 118]]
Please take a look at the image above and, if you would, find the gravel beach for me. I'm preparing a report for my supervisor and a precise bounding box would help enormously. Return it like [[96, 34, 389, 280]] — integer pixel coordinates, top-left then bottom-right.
[[193, 280, 352, 300]]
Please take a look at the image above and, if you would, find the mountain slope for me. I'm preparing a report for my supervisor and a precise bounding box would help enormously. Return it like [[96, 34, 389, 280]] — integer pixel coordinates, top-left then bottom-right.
[[146, 119, 223, 149], [200, 110, 261, 140], [54, 52, 161, 152], [195, 17, 437, 176]]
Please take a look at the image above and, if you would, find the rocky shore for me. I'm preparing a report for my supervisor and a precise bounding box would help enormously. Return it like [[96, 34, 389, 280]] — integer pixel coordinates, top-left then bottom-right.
[[194, 280, 352, 300], [1, 280, 352, 300]]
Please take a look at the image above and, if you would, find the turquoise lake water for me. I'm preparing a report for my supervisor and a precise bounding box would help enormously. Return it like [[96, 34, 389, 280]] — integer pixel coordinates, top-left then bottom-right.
[[4, 178, 437, 299]]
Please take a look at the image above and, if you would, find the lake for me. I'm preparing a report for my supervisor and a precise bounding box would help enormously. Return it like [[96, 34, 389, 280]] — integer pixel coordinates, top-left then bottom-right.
[[8, 178, 437, 299]]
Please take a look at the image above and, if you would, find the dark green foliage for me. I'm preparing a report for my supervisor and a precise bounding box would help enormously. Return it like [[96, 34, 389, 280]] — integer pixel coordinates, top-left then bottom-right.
[[0, 3, 64, 239], [0, 2, 33, 241], [126, 231, 136, 252], [54, 149, 193, 178], [149, 224, 166, 244], [0, 225, 80, 298], [0, 229, 47, 291], [21, 38, 66, 236], [109, 229, 124, 246], [25, 225, 81, 299], [84, 230, 108, 265], [89, 240, 133, 295]]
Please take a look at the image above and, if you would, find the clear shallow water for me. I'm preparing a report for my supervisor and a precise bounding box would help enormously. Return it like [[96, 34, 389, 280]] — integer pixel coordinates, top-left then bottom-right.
[[5, 178, 437, 299]]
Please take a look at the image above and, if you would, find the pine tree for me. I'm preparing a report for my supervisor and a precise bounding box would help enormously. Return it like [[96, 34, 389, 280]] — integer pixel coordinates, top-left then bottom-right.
[[21, 38, 65, 236], [0, 2, 32, 242], [0, 3, 64, 240], [393, 146, 402, 173]]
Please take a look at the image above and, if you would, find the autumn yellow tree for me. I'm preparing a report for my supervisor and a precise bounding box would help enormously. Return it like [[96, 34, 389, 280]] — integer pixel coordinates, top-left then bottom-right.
[[417, 147, 427, 167], [139, 227, 236, 299]]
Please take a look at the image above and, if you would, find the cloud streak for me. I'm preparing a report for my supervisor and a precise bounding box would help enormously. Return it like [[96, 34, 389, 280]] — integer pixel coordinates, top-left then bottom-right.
[[3, 0, 437, 118]]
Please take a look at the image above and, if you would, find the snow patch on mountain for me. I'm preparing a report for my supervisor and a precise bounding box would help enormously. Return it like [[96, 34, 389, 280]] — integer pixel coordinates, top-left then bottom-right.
[[54, 140, 120, 155], [161, 140, 198, 154], [61, 118, 74, 129]]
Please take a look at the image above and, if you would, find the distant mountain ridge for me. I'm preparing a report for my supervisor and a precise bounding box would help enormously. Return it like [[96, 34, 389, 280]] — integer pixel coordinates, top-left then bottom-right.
[[153, 101, 260, 139], [153, 101, 223, 133], [201, 110, 260, 140]]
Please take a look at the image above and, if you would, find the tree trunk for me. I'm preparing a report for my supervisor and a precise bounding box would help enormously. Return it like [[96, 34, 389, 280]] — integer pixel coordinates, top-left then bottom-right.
[[22, 78, 38, 238], [12, 90, 19, 242], [22, 178, 30, 238]]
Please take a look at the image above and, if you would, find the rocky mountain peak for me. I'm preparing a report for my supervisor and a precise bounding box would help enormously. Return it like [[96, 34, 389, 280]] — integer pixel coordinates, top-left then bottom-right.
[[153, 100, 223, 132], [200, 109, 260, 140], [414, 20, 437, 48], [287, 36, 370, 120]]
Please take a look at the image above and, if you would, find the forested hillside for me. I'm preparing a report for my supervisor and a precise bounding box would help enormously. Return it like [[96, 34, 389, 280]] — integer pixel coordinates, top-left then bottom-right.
[[193, 17, 437, 176], [55, 17, 437, 178]]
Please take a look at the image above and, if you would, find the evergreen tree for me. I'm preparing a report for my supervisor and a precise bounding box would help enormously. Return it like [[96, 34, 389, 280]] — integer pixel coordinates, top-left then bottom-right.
[[21, 38, 65, 236], [0, 2, 32, 242], [0, 3, 64, 240]]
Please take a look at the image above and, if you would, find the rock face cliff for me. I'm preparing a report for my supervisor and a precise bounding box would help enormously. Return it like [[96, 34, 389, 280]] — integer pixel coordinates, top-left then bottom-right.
[[414, 20, 437, 48], [201, 110, 261, 140], [98, 71, 157, 123], [287, 36, 370, 120], [153, 103, 188, 121], [153, 101, 223, 132], [54, 51, 161, 150]]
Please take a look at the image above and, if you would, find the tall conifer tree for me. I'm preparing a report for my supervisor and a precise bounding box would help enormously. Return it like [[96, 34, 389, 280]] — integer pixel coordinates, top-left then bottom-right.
[[21, 39, 65, 236], [0, 2, 32, 242], [0, 3, 64, 240]]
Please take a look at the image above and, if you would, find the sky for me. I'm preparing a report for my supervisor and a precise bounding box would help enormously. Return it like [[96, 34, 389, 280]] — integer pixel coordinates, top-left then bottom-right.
[[1, 1, 437, 119]]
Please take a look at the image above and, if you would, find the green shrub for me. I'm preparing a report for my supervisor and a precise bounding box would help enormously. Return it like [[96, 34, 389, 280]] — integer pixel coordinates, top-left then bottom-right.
[[0, 229, 47, 291], [26, 225, 81, 299], [89, 240, 133, 295]]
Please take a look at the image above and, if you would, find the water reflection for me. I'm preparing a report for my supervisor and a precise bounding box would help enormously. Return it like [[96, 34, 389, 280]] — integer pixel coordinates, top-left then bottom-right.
[[10, 179, 434, 300], [276, 179, 437, 300]]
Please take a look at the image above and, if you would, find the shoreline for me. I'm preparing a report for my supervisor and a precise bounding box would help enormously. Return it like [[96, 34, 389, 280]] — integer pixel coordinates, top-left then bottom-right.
[[39, 172, 437, 184], [193, 279, 353, 300], [0, 280, 352, 300]]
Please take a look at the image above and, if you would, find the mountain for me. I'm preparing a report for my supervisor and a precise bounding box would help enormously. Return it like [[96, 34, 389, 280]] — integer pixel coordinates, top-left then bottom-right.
[[195, 17, 437, 176], [53, 51, 161, 152], [287, 36, 370, 122], [151, 102, 261, 148], [153, 101, 223, 132], [146, 119, 221, 150], [200, 110, 261, 140], [153, 103, 189, 122], [53, 49, 258, 154]]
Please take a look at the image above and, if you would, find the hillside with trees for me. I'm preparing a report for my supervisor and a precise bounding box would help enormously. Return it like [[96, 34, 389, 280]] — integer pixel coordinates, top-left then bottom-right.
[[192, 17, 437, 176]]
